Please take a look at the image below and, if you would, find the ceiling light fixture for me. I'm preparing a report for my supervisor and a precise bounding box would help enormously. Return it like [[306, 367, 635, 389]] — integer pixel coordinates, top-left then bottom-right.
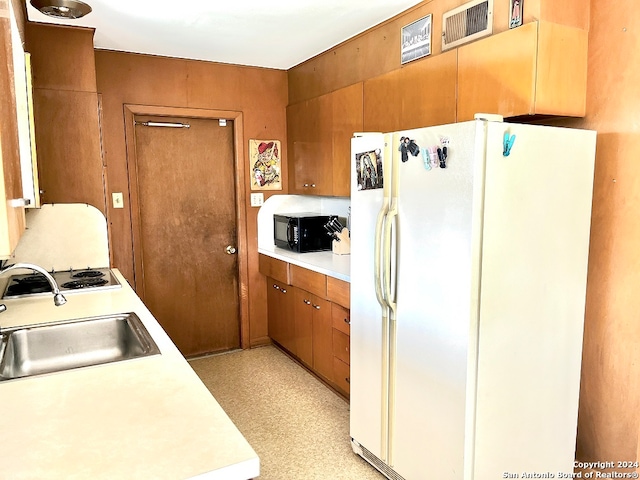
[[30, 0, 92, 19]]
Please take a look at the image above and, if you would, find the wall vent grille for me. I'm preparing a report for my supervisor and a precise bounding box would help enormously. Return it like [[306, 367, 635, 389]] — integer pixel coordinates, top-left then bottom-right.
[[442, 0, 493, 51]]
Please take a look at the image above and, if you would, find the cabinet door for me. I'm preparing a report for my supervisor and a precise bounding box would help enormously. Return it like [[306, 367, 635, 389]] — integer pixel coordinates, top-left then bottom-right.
[[331, 83, 363, 197], [457, 22, 537, 121], [287, 95, 332, 195], [0, 14, 26, 258], [293, 287, 313, 368], [267, 278, 296, 355], [333, 357, 350, 396], [310, 293, 333, 382], [457, 21, 587, 120], [31, 89, 104, 209], [327, 276, 350, 309], [363, 50, 457, 132]]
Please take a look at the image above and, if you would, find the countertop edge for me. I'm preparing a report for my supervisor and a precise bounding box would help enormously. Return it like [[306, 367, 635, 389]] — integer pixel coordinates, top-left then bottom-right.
[[258, 247, 350, 282]]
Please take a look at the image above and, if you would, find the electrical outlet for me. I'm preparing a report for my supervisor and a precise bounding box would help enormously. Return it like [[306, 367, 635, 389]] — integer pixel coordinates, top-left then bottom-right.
[[250, 193, 264, 207], [112, 192, 124, 209]]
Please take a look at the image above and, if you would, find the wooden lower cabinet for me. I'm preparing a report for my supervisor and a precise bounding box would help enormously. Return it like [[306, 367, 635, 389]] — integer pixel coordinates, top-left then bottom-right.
[[272, 284, 337, 387], [331, 303, 350, 397], [333, 357, 350, 396], [309, 294, 333, 383], [293, 287, 313, 368], [263, 256, 351, 398], [266, 277, 296, 355]]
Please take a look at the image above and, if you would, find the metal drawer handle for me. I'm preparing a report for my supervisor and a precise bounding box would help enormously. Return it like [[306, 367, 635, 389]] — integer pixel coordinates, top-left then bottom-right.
[[345, 377, 350, 384], [312, 304, 320, 310], [303, 299, 311, 305], [273, 284, 280, 290], [344, 317, 350, 325], [280, 288, 287, 294]]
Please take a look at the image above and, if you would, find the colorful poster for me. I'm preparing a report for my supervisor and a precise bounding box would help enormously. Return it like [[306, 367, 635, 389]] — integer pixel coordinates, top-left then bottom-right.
[[249, 139, 282, 190]]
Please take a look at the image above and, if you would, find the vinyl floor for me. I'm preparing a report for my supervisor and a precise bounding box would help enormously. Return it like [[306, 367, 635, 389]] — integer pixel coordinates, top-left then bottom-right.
[[189, 345, 384, 480]]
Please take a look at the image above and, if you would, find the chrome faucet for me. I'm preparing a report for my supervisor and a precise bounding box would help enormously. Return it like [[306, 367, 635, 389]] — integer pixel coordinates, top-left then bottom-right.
[[0, 263, 67, 313]]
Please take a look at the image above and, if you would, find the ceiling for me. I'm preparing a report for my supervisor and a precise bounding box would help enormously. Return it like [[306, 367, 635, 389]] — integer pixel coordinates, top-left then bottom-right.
[[25, 0, 423, 70]]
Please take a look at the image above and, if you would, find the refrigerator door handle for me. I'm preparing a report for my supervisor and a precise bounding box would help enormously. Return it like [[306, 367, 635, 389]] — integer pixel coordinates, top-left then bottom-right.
[[374, 202, 389, 309], [382, 205, 398, 312]]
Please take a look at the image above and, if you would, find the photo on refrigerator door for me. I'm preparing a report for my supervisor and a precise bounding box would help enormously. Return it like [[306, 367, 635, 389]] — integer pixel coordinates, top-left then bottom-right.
[[355, 150, 383, 191]]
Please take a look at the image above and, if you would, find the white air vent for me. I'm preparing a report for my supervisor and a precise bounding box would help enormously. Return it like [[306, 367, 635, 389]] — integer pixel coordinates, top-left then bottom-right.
[[442, 0, 493, 51]]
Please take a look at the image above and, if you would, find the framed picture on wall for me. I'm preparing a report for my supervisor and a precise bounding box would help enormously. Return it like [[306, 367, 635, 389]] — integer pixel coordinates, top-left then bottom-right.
[[249, 139, 282, 191], [509, 0, 524, 28], [401, 14, 432, 64]]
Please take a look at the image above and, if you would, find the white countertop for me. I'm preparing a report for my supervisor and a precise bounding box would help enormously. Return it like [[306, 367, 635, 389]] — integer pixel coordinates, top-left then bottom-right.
[[256, 194, 351, 282], [0, 270, 259, 480], [258, 246, 350, 282]]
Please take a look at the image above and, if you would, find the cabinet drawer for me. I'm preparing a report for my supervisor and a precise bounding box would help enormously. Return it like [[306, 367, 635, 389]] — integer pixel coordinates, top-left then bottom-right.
[[326, 276, 350, 309], [332, 328, 350, 365], [290, 264, 326, 298], [333, 357, 350, 395], [259, 254, 290, 285], [331, 303, 350, 335]]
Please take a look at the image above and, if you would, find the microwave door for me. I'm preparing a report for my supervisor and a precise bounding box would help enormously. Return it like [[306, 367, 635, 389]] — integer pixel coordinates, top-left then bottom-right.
[[287, 218, 298, 250]]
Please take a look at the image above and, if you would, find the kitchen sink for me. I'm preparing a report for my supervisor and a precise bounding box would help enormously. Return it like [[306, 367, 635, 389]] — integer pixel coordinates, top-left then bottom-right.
[[0, 313, 160, 382]]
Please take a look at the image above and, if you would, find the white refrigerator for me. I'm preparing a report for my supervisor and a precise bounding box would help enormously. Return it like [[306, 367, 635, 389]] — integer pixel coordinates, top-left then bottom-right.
[[349, 117, 596, 480]]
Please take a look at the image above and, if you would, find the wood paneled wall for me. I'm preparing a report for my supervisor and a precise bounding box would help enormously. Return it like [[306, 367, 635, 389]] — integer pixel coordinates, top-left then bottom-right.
[[546, 1, 640, 462], [94, 51, 288, 347], [287, 0, 638, 465]]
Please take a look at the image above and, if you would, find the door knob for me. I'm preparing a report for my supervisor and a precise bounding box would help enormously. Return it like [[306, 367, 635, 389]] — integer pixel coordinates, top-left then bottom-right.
[[225, 245, 237, 255]]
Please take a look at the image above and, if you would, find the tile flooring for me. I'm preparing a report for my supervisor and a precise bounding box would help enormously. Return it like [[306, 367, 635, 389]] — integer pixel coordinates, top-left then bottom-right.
[[189, 345, 384, 480]]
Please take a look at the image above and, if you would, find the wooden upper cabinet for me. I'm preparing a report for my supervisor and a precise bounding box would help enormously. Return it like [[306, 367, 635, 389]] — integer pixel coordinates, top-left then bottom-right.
[[457, 21, 588, 121], [331, 83, 363, 197], [0, 12, 26, 258], [287, 82, 363, 197], [287, 94, 332, 195], [26, 23, 97, 92], [32, 89, 104, 209], [364, 50, 457, 133]]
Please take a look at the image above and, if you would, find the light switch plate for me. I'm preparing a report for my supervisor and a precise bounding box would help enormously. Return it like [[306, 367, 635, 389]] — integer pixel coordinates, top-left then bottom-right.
[[112, 192, 124, 209], [250, 193, 264, 207]]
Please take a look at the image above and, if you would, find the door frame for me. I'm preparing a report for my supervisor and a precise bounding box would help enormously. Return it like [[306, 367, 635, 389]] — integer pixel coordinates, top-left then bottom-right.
[[123, 104, 251, 349]]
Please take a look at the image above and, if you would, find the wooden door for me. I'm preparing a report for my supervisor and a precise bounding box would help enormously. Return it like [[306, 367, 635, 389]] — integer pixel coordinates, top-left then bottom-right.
[[131, 117, 239, 356]]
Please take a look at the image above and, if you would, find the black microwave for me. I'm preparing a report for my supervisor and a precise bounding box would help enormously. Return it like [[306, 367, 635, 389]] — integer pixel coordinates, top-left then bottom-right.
[[274, 213, 335, 253]]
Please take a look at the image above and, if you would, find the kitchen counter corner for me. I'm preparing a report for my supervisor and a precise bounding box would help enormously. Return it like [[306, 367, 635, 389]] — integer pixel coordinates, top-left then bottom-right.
[[0, 269, 259, 480]]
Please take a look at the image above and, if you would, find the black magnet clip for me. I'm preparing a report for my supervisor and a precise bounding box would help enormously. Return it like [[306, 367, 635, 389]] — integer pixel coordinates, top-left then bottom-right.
[[437, 146, 448, 168]]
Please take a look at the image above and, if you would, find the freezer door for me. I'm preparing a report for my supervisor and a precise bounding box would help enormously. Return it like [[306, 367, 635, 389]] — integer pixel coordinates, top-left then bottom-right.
[[471, 122, 596, 478], [349, 134, 388, 461], [391, 121, 481, 479]]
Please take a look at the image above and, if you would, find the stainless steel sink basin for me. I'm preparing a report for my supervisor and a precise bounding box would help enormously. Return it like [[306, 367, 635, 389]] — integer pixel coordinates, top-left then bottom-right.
[[0, 312, 160, 381]]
